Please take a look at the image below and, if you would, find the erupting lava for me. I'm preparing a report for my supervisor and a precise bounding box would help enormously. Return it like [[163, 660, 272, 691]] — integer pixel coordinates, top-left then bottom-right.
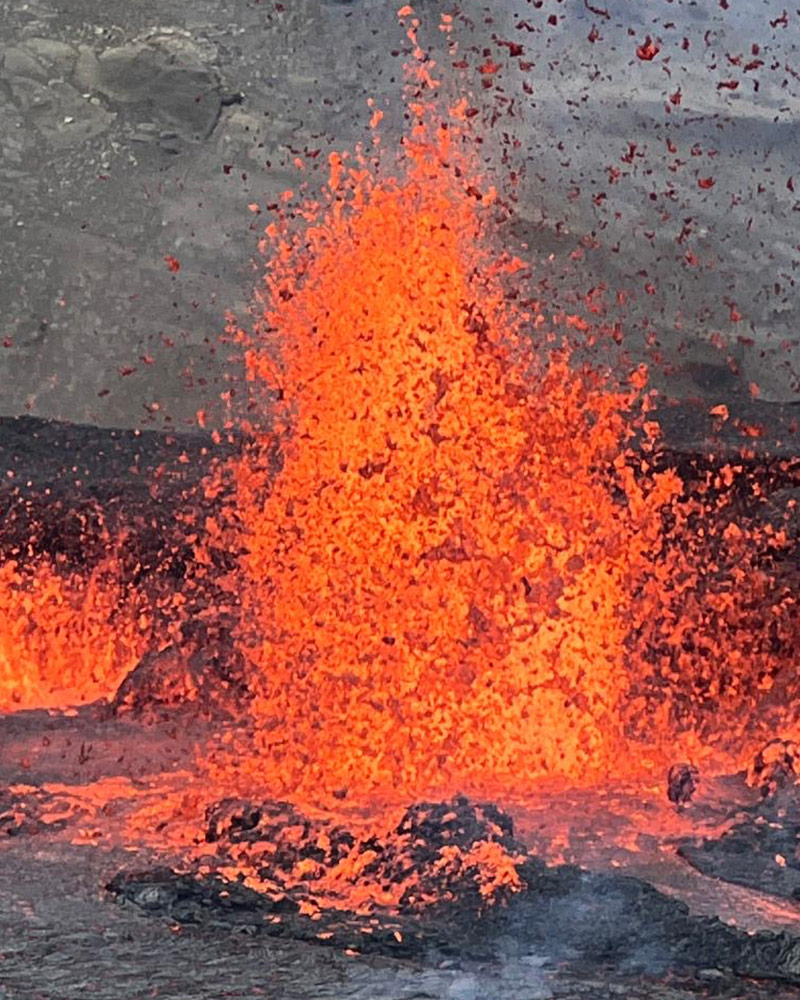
[[0, 557, 147, 712], [220, 101, 680, 802], [208, 11, 798, 807], [2, 9, 799, 878]]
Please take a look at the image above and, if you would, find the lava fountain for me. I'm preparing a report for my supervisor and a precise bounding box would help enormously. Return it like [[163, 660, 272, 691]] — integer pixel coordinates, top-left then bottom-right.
[[211, 15, 686, 809], [1, 9, 796, 813], [3, 11, 800, 981]]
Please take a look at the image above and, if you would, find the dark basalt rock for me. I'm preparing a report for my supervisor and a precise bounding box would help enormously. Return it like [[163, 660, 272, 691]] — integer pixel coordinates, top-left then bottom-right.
[[108, 795, 800, 985], [110, 633, 249, 721], [107, 867, 417, 954], [679, 746, 800, 902], [109, 856, 800, 981], [679, 807, 800, 903], [668, 762, 699, 808], [111, 646, 202, 719]]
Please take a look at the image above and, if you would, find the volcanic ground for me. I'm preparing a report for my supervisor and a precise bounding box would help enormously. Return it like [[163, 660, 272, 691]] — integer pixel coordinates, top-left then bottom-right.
[[1, 420, 800, 999]]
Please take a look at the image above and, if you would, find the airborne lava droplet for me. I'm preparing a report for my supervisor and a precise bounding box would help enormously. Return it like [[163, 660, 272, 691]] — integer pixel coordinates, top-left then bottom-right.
[[478, 58, 501, 76], [636, 36, 660, 61], [163, 255, 180, 273]]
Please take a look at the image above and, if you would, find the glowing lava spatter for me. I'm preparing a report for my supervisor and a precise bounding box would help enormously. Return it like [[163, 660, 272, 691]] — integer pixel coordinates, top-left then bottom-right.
[[1, 12, 798, 881], [0, 557, 148, 712], [216, 18, 684, 805]]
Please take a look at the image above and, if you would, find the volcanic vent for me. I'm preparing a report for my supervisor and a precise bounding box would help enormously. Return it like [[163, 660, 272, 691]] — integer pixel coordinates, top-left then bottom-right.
[[3, 6, 800, 998]]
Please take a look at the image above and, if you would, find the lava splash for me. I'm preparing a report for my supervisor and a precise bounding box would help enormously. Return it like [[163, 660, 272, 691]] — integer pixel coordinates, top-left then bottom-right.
[[215, 29, 682, 807], [1, 11, 798, 894]]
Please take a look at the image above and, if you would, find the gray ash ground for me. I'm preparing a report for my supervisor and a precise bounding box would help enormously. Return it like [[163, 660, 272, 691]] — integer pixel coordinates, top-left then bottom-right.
[[2, 0, 800, 433], [3, 847, 797, 1000]]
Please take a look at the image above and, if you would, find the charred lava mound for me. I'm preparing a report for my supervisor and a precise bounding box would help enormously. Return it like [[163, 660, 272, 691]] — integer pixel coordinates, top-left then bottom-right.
[[107, 796, 800, 987]]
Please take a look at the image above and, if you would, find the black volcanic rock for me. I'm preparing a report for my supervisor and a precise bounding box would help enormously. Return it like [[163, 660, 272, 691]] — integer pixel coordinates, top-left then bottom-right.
[[679, 807, 800, 903], [668, 763, 700, 808], [108, 795, 800, 986]]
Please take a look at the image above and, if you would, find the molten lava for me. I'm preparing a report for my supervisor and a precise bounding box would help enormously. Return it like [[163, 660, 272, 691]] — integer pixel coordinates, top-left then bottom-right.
[[207, 13, 799, 811], [1, 10, 799, 927], [0, 557, 146, 712], [216, 51, 682, 805]]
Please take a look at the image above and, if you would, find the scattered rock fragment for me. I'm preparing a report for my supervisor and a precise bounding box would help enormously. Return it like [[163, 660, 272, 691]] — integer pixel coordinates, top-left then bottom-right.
[[23, 37, 78, 68], [2, 46, 48, 82], [111, 645, 200, 720], [1, 29, 224, 150], [76, 32, 223, 143], [668, 762, 699, 809], [1, 37, 115, 144]]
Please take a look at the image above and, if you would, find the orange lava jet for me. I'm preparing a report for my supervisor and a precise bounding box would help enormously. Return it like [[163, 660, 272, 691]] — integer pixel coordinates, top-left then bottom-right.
[[202, 13, 800, 816], [0, 556, 147, 712], [1, 14, 799, 913], [214, 41, 684, 807]]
